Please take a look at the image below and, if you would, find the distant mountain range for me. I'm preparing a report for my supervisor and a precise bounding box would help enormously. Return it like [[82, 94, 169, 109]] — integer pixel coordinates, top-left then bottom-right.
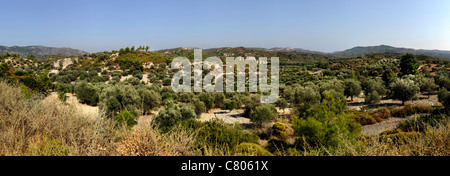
[[331, 45, 450, 60], [0, 45, 88, 58], [248, 45, 450, 60], [250, 47, 326, 55], [2, 44, 450, 60]]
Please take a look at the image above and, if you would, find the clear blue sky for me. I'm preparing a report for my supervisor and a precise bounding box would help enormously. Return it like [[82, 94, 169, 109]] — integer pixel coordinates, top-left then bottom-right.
[[1, 0, 449, 53]]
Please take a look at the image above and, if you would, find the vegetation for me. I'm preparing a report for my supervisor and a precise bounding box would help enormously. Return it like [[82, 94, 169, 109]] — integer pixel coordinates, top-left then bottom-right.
[[1, 47, 449, 156]]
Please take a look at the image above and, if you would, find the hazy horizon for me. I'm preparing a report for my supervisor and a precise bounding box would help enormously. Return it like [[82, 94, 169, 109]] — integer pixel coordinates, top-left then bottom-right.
[[1, 0, 449, 53]]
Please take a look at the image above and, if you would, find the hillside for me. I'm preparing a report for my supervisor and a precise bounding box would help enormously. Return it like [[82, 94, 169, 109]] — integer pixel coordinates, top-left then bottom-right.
[[332, 45, 450, 60], [157, 46, 337, 64], [0, 45, 88, 58]]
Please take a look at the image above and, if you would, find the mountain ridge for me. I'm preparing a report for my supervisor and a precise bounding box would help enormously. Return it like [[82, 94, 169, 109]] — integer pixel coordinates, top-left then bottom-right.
[[0, 45, 88, 58], [331, 45, 450, 60], [2, 44, 450, 60]]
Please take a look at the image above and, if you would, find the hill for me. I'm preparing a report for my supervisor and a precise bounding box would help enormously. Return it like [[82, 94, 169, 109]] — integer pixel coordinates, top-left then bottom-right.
[[332, 45, 450, 60], [0, 45, 88, 58], [156, 46, 337, 64]]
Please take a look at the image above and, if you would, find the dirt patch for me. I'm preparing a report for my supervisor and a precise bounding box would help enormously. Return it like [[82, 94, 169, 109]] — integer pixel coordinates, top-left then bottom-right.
[[43, 92, 99, 120], [120, 75, 133, 82], [142, 73, 149, 84], [198, 109, 251, 125]]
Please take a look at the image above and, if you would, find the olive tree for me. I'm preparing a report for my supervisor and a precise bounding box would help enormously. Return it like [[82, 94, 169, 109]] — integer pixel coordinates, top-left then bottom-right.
[[400, 53, 419, 75], [137, 87, 161, 115], [414, 76, 437, 97], [250, 104, 278, 127], [343, 79, 361, 101], [389, 78, 420, 105], [74, 81, 99, 106]]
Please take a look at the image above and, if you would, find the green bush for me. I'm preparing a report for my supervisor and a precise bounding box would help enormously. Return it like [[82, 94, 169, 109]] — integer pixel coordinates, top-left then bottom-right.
[[153, 102, 196, 133], [365, 91, 381, 106], [292, 113, 361, 150], [58, 91, 67, 103], [223, 99, 237, 110], [438, 88, 450, 108], [74, 81, 99, 106], [273, 122, 288, 132], [250, 104, 278, 127], [212, 92, 225, 108], [194, 119, 259, 149], [199, 92, 214, 110], [400, 53, 419, 75], [191, 98, 206, 116], [114, 110, 136, 128], [234, 143, 273, 156]]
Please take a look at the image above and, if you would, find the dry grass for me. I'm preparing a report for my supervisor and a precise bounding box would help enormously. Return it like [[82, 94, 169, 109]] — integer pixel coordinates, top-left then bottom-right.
[[116, 125, 199, 156], [0, 81, 126, 156]]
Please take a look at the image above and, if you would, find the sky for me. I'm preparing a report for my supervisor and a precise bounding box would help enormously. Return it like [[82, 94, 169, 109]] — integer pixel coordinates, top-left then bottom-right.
[[0, 0, 449, 53]]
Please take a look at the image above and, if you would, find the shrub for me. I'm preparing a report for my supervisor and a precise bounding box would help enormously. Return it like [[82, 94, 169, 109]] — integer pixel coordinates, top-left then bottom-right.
[[21, 76, 43, 92], [272, 122, 289, 140], [177, 92, 194, 103], [400, 53, 419, 75], [438, 88, 450, 108], [404, 103, 434, 115], [114, 110, 136, 128], [191, 98, 206, 117], [354, 113, 377, 125], [292, 113, 361, 150], [303, 90, 346, 119], [273, 122, 288, 133], [250, 104, 278, 127], [153, 108, 182, 132], [379, 131, 422, 144], [397, 110, 449, 133], [223, 99, 237, 110], [74, 81, 99, 106], [391, 107, 408, 118], [370, 107, 391, 119], [212, 92, 225, 108], [153, 103, 196, 133], [58, 91, 67, 103], [275, 98, 288, 113], [199, 92, 214, 110], [195, 119, 259, 149], [266, 137, 288, 153], [234, 142, 273, 156], [26, 136, 72, 156]]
